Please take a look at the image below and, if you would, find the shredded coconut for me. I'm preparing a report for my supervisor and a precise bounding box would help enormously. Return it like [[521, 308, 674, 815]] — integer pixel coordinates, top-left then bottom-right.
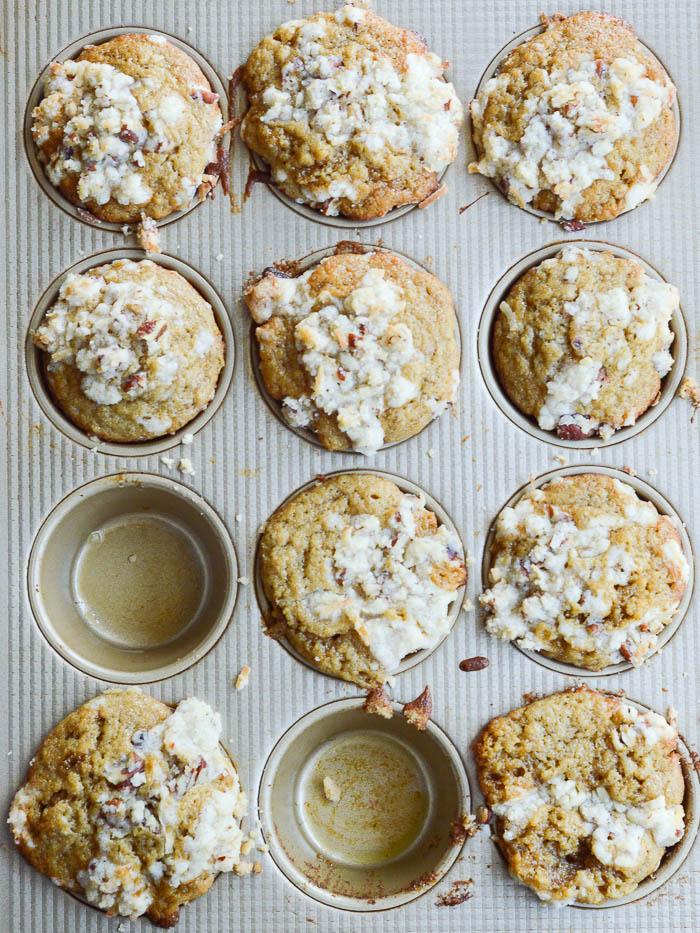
[[470, 56, 674, 218]]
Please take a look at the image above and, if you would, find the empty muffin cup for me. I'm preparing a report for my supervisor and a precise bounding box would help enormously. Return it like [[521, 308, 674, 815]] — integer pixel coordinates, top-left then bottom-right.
[[254, 468, 467, 682], [258, 696, 471, 910], [476, 240, 688, 448], [480, 464, 694, 676], [26, 247, 235, 457], [27, 472, 238, 682], [248, 242, 462, 454], [469, 23, 680, 223], [23, 26, 229, 231]]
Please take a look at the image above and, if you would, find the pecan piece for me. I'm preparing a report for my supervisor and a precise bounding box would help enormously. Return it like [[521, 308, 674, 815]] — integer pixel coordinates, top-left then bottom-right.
[[459, 656, 489, 672], [118, 126, 139, 144], [619, 642, 634, 661], [556, 416, 596, 440], [363, 686, 393, 719], [560, 218, 585, 232], [403, 686, 432, 731]]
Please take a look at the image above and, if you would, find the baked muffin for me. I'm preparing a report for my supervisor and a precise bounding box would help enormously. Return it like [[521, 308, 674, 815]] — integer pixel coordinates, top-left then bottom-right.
[[473, 687, 686, 904], [493, 246, 678, 440], [259, 473, 467, 686], [244, 250, 460, 453], [469, 12, 676, 221], [8, 689, 248, 927], [33, 259, 225, 442], [241, 4, 463, 220], [32, 33, 224, 223], [480, 473, 689, 669]]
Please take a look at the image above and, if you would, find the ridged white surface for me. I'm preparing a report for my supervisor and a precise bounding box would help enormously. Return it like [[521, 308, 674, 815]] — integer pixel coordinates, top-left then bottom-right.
[[0, 1, 698, 931]]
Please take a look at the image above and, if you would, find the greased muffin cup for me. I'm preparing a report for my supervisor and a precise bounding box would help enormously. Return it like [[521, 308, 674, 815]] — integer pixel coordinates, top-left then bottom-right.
[[473, 693, 699, 909], [477, 240, 688, 448], [26, 247, 235, 456], [480, 464, 694, 677], [248, 242, 462, 454], [469, 20, 681, 224], [254, 468, 468, 683], [24, 26, 230, 231], [27, 472, 238, 683], [257, 696, 471, 910]]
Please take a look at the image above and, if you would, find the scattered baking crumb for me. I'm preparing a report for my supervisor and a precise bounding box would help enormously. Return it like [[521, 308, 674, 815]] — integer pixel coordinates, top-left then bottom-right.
[[476, 484, 482, 492], [679, 376, 700, 420], [160, 455, 175, 469], [253, 861, 262, 874], [667, 706, 679, 728], [215, 253, 224, 262], [136, 213, 161, 254], [553, 454, 567, 464], [462, 598, 474, 612], [647, 468, 658, 476], [476, 806, 491, 824], [128, 554, 137, 564], [435, 878, 473, 907], [235, 665, 251, 690], [427, 448, 435, 458], [449, 813, 478, 844], [234, 861, 254, 876], [235, 513, 243, 522], [237, 575, 249, 586], [622, 465, 636, 475], [591, 447, 600, 456], [256, 843, 269, 853], [322, 776, 341, 802], [181, 433, 194, 445], [241, 838, 254, 856], [403, 686, 432, 731], [178, 457, 195, 476], [461, 434, 470, 443], [363, 686, 394, 719]]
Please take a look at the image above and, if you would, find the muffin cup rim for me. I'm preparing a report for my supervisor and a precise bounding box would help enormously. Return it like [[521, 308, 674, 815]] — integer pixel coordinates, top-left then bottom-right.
[[26, 471, 239, 684], [476, 238, 689, 449], [253, 467, 468, 684], [479, 463, 695, 677], [25, 246, 235, 457], [23, 25, 231, 231], [256, 695, 472, 912], [468, 20, 682, 225]]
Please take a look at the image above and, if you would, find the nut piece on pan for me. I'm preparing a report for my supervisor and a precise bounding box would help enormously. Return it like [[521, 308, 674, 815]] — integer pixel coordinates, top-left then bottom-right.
[[363, 686, 394, 719], [402, 686, 432, 731]]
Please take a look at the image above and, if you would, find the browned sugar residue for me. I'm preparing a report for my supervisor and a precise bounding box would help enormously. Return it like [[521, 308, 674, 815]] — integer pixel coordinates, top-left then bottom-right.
[[435, 878, 473, 907], [458, 192, 489, 214]]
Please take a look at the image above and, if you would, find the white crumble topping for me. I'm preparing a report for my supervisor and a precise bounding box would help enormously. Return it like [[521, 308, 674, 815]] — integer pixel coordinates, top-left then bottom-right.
[[304, 493, 465, 671], [33, 261, 192, 418], [8, 696, 248, 921], [249, 5, 463, 213], [32, 54, 221, 212], [470, 56, 674, 218], [178, 457, 195, 476], [246, 258, 458, 453], [322, 776, 342, 802], [480, 477, 688, 666]]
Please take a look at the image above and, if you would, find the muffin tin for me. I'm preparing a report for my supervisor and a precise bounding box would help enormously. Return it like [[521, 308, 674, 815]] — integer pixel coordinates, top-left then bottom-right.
[[3, 2, 699, 932]]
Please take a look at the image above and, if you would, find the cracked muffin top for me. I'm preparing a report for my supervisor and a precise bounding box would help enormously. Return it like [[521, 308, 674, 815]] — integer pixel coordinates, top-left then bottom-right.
[[473, 688, 685, 905], [492, 246, 678, 441], [32, 33, 223, 223], [33, 258, 225, 443], [244, 249, 460, 453], [241, 4, 463, 220], [259, 473, 467, 686], [480, 473, 689, 670], [8, 688, 248, 927], [469, 12, 676, 221]]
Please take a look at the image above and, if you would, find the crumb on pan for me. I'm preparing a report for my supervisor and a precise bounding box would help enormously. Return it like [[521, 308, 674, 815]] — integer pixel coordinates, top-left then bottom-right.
[[403, 685, 432, 730], [363, 686, 394, 719]]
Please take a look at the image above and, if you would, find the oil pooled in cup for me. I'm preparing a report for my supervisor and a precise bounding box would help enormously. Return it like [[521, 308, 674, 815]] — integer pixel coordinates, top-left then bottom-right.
[[72, 513, 206, 649], [298, 729, 430, 867]]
